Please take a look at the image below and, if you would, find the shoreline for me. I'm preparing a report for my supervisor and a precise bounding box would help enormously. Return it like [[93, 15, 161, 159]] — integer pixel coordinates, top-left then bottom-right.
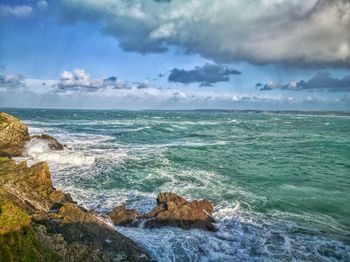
[[0, 112, 152, 261]]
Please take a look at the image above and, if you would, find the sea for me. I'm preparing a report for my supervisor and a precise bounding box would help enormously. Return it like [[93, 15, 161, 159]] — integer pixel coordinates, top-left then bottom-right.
[[3, 108, 350, 262]]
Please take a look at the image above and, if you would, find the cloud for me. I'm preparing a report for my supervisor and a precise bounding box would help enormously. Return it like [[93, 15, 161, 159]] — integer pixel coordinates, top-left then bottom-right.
[[168, 63, 241, 86], [59, 0, 350, 68], [54, 68, 152, 92], [260, 72, 350, 92], [37, 1, 48, 11], [0, 68, 26, 91], [1, 84, 347, 110], [0, 5, 33, 18], [56, 68, 101, 92], [0, 67, 347, 110]]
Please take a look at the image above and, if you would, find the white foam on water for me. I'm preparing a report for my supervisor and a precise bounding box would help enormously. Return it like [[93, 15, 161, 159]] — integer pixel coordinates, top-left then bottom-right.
[[19, 117, 350, 262], [23, 139, 96, 167], [228, 119, 240, 124]]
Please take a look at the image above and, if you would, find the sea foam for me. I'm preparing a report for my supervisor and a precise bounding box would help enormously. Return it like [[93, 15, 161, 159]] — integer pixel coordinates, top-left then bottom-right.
[[24, 139, 95, 166]]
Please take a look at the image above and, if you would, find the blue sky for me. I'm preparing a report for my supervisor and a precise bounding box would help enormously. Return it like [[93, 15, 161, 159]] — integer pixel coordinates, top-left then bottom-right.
[[0, 0, 349, 110]]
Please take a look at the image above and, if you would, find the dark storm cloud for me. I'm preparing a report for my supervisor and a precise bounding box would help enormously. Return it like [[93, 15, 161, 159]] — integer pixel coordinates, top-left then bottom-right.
[[260, 72, 350, 92], [168, 63, 241, 86], [59, 0, 350, 68]]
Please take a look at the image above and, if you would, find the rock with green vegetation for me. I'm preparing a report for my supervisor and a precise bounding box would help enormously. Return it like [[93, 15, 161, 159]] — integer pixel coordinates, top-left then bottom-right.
[[0, 112, 30, 157], [0, 199, 61, 262], [0, 112, 151, 261], [0, 156, 150, 261]]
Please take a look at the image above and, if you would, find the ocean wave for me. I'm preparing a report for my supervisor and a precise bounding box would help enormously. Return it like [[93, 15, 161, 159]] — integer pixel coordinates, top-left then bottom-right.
[[23, 139, 96, 166]]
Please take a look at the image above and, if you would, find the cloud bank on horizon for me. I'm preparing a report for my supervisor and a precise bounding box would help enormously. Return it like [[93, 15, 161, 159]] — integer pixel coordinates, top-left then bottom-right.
[[260, 72, 350, 92], [0, 66, 349, 111], [60, 0, 350, 68]]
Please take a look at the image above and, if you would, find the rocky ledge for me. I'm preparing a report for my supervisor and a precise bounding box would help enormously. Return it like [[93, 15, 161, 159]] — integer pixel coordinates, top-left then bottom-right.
[[109, 192, 216, 231], [0, 112, 150, 261]]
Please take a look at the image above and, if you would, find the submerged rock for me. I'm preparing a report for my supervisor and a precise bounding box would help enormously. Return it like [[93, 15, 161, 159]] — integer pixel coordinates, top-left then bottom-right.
[[110, 192, 216, 231], [0, 112, 30, 157], [31, 134, 65, 150]]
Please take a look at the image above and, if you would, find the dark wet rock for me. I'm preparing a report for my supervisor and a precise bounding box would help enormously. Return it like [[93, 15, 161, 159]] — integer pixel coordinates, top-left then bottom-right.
[[31, 134, 65, 150], [0, 112, 30, 157], [108, 204, 141, 227], [110, 192, 216, 231]]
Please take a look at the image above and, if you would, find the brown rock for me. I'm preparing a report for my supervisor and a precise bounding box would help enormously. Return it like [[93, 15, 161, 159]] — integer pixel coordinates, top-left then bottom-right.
[[108, 204, 141, 226], [0, 112, 30, 157], [31, 134, 64, 150], [0, 157, 151, 261], [49, 191, 74, 205], [146, 192, 216, 231], [0, 113, 151, 261], [109, 192, 216, 231], [156, 192, 187, 206]]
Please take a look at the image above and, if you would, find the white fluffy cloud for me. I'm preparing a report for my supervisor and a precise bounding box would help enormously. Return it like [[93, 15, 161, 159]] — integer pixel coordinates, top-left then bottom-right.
[[58, 68, 100, 91], [55, 68, 151, 92], [0, 5, 33, 18], [59, 0, 350, 67]]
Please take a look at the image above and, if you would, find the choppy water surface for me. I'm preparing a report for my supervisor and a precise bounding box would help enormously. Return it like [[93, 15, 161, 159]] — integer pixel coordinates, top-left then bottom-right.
[[6, 108, 350, 261]]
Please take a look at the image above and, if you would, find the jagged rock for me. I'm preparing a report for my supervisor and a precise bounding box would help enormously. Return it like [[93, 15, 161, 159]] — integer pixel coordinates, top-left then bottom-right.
[[0, 154, 151, 261], [109, 192, 216, 231], [108, 204, 141, 226], [0, 112, 30, 157], [49, 191, 74, 205], [31, 134, 64, 150], [146, 192, 216, 231]]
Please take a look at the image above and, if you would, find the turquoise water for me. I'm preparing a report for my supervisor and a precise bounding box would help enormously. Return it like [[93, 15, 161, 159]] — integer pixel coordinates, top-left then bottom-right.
[[4, 108, 350, 261]]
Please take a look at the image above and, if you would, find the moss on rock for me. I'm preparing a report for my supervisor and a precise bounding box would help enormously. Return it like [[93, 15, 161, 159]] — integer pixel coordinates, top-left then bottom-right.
[[0, 200, 31, 235], [0, 200, 61, 262], [0, 112, 30, 157]]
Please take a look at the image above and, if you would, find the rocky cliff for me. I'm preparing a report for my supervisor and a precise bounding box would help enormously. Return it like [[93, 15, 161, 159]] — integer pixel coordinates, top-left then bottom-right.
[[0, 113, 30, 157], [0, 112, 150, 262]]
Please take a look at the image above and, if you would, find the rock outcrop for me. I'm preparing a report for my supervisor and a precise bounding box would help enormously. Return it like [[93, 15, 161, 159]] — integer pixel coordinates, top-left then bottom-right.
[[31, 134, 65, 150], [0, 112, 151, 261], [109, 192, 216, 231], [109, 204, 141, 227], [0, 112, 30, 157], [0, 157, 150, 261]]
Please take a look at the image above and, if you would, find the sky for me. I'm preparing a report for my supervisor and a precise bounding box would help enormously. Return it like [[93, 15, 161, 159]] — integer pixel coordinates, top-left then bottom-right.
[[0, 0, 349, 110]]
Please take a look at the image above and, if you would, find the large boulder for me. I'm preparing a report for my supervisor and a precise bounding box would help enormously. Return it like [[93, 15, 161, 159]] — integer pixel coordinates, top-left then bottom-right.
[[109, 192, 216, 231], [31, 134, 64, 150], [146, 192, 216, 231], [0, 112, 30, 157]]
